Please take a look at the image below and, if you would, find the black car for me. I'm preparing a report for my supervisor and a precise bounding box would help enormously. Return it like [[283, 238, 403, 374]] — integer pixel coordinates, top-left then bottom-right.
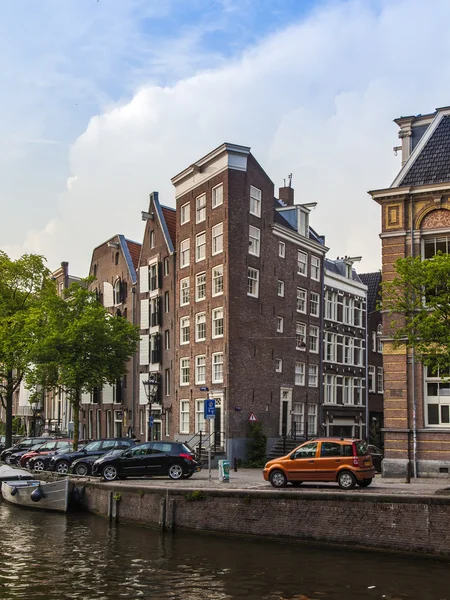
[[48, 438, 136, 474], [70, 454, 102, 476], [1, 437, 54, 464], [9, 442, 49, 466], [368, 444, 383, 473], [92, 441, 200, 481]]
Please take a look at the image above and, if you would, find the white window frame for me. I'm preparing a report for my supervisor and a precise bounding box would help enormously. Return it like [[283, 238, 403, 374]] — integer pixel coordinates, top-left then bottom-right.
[[247, 268, 259, 298], [377, 367, 384, 394], [372, 331, 377, 352], [343, 376, 354, 405], [296, 322, 306, 351], [343, 297, 354, 325], [180, 277, 190, 306], [212, 184, 223, 209], [277, 280, 285, 297], [368, 365, 376, 393], [195, 355, 206, 385], [180, 316, 190, 345], [180, 202, 190, 225], [196, 232, 206, 262], [180, 239, 190, 269], [309, 326, 319, 353], [275, 358, 283, 373], [150, 230, 155, 248], [325, 332, 337, 362], [180, 358, 190, 386], [276, 316, 284, 333], [212, 307, 224, 339], [295, 362, 305, 386], [324, 375, 337, 404], [212, 265, 223, 296], [377, 324, 383, 353], [308, 365, 318, 387], [297, 251, 307, 276], [296, 288, 307, 313], [310, 292, 320, 317], [195, 312, 206, 342], [212, 352, 224, 383], [195, 399, 206, 433], [249, 225, 261, 257], [325, 291, 337, 321], [311, 256, 320, 281], [279, 241, 285, 258], [196, 193, 206, 224], [212, 223, 223, 256], [424, 365, 450, 427], [249, 185, 261, 217], [343, 336, 354, 365], [180, 400, 190, 434], [308, 404, 317, 436], [195, 272, 206, 302]]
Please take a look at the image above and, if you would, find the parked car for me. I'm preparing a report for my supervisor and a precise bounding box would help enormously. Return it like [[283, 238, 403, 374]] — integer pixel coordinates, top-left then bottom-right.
[[9, 442, 48, 466], [0, 436, 5, 453], [19, 439, 72, 468], [263, 438, 375, 490], [70, 454, 101, 476], [92, 441, 201, 481], [48, 438, 136, 474], [368, 444, 383, 473], [1, 437, 54, 464]]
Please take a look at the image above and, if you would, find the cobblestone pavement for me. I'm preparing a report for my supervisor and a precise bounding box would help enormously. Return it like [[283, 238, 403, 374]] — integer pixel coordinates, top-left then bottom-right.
[[95, 468, 450, 495]]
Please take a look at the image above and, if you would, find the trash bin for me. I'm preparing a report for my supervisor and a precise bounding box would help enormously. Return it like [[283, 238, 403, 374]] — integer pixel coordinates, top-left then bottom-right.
[[218, 459, 230, 483]]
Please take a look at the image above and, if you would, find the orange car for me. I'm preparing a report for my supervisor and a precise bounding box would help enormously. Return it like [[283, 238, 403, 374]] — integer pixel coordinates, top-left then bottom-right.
[[263, 438, 375, 490]]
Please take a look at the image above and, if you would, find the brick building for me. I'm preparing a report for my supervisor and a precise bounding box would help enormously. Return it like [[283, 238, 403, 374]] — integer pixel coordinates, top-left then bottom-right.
[[359, 271, 384, 447], [80, 235, 141, 440], [138, 192, 176, 441], [370, 106, 450, 477], [322, 258, 368, 438], [170, 143, 327, 460]]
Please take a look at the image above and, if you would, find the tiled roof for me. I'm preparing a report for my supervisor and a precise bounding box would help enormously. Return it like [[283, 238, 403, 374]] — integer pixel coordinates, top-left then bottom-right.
[[325, 259, 363, 283], [125, 240, 142, 271], [359, 271, 382, 313], [399, 115, 450, 186], [162, 206, 176, 246]]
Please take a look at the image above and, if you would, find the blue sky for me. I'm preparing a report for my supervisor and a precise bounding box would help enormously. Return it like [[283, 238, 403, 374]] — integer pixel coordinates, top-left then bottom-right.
[[2, 0, 450, 273]]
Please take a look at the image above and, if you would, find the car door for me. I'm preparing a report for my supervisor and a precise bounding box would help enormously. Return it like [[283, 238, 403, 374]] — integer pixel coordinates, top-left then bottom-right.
[[316, 441, 343, 481], [146, 442, 173, 476], [120, 443, 152, 476], [83, 440, 103, 458], [285, 442, 319, 481]]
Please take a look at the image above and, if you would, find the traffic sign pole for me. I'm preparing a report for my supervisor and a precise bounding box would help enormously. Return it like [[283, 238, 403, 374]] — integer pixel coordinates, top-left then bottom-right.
[[208, 417, 212, 482]]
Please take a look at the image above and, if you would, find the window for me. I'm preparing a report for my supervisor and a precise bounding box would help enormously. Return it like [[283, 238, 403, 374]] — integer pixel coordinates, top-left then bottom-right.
[[296, 323, 306, 350], [321, 441, 341, 457], [325, 332, 337, 362], [249, 185, 261, 217], [377, 324, 383, 353], [368, 366, 376, 392], [195, 399, 206, 433], [295, 362, 305, 386], [196, 193, 206, 223], [296, 288, 307, 313], [180, 317, 190, 345], [195, 272, 206, 301], [423, 236, 450, 259], [249, 226, 260, 257], [324, 375, 337, 404], [113, 279, 121, 305], [164, 329, 170, 350], [343, 377, 354, 405], [180, 202, 190, 225], [297, 251, 307, 276], [195, 312, 206, 342], [343, 297, 354, 325], [196, 232, 206, 262], [277, 316, 284, 333], [180, 400, 190, 434], [180, 358, 190, 386], [325, 290, 337, 321], [165, 369, 170, 396], [354, 339, 363, 366], [355, 378, 363, 405], [149, 263, 158, 291], [115, 252, 119, 266], [195, 355, 206, 385], [308, 365, 318, 387], [212, 307, 224, 338], [163, 257, 169, 276], [377, 367, 384, 394], [212, 265, 223, 296], [292, 441, 317, 459], [212, 353, 223, 383], [310, 292, 319, 317], [164, 291, 169, 313], [247, 268, 259, 297], [309, 326, 319, 353], [180, 278, 190, 306], [308, 405, 317, 435], [425, 365, 450, 427], [150, 230, 155, 248], [354, 300, 363, 327], [180, 239, 190, 268], [212, 223, 223, 255], [277, 280, 285, 297], [292, 402, 304, 435], [371, 331, 377, 352], [311, 256, 320, 281], [343, 337, 354, 365], [279, 241, 285, 258], [275, 358, 283, 373], [212, 184, 223, 208]]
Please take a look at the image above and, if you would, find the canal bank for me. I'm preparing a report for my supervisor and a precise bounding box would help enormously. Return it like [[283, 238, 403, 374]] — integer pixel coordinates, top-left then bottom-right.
[[77, 475, 450, 558]]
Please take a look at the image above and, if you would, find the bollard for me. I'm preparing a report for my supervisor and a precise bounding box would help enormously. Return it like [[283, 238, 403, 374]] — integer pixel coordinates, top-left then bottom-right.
[[234, 457, 238, 472]]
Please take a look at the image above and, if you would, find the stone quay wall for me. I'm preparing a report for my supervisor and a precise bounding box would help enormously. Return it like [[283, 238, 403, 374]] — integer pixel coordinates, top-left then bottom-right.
[[79, 482, 450, 557]]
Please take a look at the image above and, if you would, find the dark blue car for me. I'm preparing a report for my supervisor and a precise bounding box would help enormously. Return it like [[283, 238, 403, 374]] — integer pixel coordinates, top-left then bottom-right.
[[48, 438, 136, 474]]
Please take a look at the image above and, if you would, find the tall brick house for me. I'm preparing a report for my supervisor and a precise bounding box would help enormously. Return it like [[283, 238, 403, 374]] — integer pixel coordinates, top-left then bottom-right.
[[322, 258, 368, 438], [359, 271, 384, 447], [370, 106, 450, 477], [80, 235, 141, 440], [138, 192, 176, 441], [170, 143, 327, 461]]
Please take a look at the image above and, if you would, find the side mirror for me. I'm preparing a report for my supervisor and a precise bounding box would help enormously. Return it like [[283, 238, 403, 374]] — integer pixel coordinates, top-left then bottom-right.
[[290, 453, 296, 460]]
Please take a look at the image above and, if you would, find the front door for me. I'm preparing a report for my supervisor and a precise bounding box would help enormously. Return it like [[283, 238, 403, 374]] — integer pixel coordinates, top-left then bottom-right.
[[279, 388, 292, 437], [285, 441, 319, 481]]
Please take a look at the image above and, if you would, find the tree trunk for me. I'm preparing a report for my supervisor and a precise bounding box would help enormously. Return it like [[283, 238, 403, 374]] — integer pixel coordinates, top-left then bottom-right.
[[73, 389, 80, 451], [5, 371, 14, 449]]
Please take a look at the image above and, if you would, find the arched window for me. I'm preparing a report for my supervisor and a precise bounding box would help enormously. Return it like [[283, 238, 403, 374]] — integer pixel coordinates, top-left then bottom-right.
[[93, 264, 97, 277], [113, 279, 122, 305], [150, 230, 155, 248]]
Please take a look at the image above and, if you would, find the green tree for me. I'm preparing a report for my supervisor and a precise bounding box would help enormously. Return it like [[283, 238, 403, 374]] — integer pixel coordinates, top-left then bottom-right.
[[27, 280, 140, 449], [382, 253, 450, 371], [0, 252, 52, 449], [246, 422, 267, 467]]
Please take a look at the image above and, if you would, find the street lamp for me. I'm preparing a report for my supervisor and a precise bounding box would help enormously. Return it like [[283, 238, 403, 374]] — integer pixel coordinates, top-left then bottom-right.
[[30, 402, 40, 437], [142, 375, 159, 441]]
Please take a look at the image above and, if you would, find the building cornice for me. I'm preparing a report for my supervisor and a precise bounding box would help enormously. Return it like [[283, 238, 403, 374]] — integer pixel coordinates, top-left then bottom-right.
[[271, 223, 328, 255]]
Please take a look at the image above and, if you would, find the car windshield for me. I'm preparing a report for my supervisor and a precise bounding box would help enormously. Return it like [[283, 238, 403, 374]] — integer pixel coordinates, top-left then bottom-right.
[[30, 443, 44, 451], [83, 441, 102, 451], [354, 441, 368, 456]]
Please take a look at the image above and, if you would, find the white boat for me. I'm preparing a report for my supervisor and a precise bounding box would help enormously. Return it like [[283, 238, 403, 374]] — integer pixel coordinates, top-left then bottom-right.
[[0, 465, 34, 483], [1, 478, 71, 513]]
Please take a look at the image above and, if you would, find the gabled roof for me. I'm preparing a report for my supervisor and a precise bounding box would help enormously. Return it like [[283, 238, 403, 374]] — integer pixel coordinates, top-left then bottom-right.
[[161, 206, 176, 246], [125, 240, 141, 271], [118, 235, 141, 285], [359, 272, 382, 313], [148, 192, 175, 255]]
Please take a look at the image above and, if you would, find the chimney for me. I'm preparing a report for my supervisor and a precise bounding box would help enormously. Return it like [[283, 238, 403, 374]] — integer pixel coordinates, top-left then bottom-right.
[[61, 261, 69, 289], [279, 174, 294, 206]]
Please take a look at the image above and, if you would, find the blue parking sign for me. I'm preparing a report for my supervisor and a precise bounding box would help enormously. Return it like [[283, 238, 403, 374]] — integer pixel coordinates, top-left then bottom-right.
[[204, 399, 216, 419], [149, 416, 154, 427]]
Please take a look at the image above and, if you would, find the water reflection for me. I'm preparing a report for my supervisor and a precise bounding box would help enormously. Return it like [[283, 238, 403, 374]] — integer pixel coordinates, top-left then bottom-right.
[[0, 501, 448, 600]]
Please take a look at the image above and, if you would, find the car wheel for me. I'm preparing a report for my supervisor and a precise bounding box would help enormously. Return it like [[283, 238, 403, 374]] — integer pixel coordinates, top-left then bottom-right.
[[269, 469, 287, 488], [356, 478, 372, 488], [102, 465, 118, 481], [291, 481, 303, 487], [337, 470, 356, 490], [168, 464, 184, 480], [33, 459, 45, 472], [75, 463, 88, 476], [55, 461, 69, 475], [5, 455, 12, 465], [25, 459, 31, 469]]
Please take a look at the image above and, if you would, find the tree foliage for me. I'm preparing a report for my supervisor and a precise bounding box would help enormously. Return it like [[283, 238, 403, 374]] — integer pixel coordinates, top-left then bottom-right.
[[382, 253, 450, 371], [246, 422, 267, 467]]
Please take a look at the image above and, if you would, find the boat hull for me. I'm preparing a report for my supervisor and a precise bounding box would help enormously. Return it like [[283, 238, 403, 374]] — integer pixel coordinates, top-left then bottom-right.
[[1, 479, 70, 513]]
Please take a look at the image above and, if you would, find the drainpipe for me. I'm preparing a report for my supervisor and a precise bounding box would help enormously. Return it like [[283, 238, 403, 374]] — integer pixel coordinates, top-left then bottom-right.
[[131, 285, 136, 437], [410, 195, 418, 479]]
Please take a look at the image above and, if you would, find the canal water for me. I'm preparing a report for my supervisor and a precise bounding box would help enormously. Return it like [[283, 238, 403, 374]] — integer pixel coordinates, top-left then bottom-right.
[[0, 502, 448, 600]]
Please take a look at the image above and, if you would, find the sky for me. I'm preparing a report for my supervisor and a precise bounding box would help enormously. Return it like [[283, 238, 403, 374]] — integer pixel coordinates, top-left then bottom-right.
[[2, 0, 450, 275]]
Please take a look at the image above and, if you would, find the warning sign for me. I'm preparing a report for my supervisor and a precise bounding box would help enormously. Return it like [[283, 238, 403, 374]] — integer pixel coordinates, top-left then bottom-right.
[[248, 412, 258, 422]]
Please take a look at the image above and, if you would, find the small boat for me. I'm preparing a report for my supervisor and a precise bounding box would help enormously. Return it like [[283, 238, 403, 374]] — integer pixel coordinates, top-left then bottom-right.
[[1, 478, 71, 513], [0, 465, 34, 483]]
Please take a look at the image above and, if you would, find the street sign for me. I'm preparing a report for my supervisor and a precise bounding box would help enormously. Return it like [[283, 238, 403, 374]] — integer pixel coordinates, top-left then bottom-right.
[[149, 416, 154, 427], [248, 412, 258, 422], [204, 399, 216, 419]]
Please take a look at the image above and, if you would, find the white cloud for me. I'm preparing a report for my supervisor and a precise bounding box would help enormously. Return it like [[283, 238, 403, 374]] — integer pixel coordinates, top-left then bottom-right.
[[6, 0, 450, 274]]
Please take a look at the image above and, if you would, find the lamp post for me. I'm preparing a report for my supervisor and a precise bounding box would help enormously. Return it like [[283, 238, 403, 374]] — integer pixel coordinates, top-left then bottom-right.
[[30, 402, 39, 436], [142, 375, 159, 442]]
